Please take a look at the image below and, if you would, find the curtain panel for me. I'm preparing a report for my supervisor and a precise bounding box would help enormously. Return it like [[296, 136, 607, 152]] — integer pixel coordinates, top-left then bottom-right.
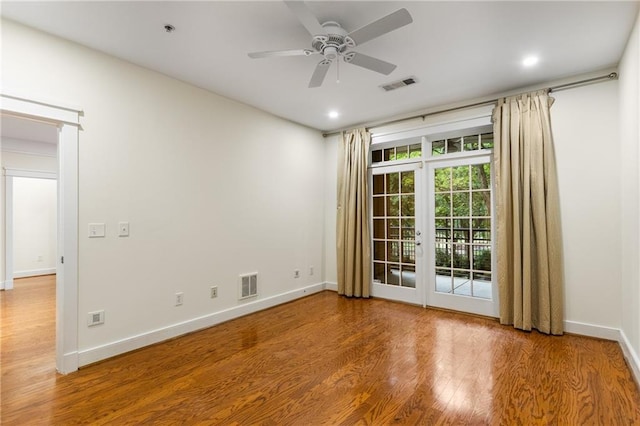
[[493, 90, 564, 335], [336, 128, 372, 298]]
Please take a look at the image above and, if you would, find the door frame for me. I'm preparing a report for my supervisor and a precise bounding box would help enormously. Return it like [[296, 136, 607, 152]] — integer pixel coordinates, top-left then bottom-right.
[[1, 92, 81, 374], [369, 161, 424, 306]]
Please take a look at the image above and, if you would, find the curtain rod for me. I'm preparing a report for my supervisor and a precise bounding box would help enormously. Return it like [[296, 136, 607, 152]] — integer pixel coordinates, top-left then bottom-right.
[[322, 72, 618, 137]]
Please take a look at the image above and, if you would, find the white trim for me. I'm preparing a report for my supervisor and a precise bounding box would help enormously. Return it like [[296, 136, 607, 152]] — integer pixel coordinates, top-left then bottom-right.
[[371, 106, 493, 144], [619, 330, 640, 387], [14, 268, 56, 278], [1, 92, 81, 374], [325, 281, 338, 291], [78, 283, 326, 367], [4, 176, 15, 291], [563, 320, 621, 341], [4, 168, 57, 179]]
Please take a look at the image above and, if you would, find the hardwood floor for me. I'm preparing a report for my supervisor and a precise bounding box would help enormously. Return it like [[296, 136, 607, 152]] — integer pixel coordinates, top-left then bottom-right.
[[2, 275, 640, 425]]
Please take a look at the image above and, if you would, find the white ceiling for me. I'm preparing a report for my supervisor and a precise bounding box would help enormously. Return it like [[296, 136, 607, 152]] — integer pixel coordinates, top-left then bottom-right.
[[1, 1, 638, 132]]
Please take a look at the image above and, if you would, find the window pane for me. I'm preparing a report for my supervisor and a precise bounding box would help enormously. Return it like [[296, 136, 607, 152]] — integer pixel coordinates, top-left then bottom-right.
[[373, 262, 385, 283], [435, 193, 450, 217], [401, 241, 415, 264], [471, 272, 492, 299], [373, 174, 384, 195], [452, 192, 469, 216], [435, 219, 451, 242], [386, 173, 399, 194], [409, 144, 422, 158], [401, 218, 415, 239], [372, 150, 383, 163], [473, 245, 491, 271], [396, 145, 409, 160], [435, 243, 451, 268], [401, 264, 416, 287], [401, 171, 414, 193], [481, 133, 494, 149], [453, 244, 470, 269], [453, 270, 471, 295], [373, 197, 385, 217], [384, 148, 395, 161], [374, 241, 385, 261], [436, 269, 452, 293], [387, 219, 400, 239], [463, 135, 479, 151], [432, 140, 445, 156], [387, 241, 399, 262], [447, 137, 462, 153], [472, 191, 491, 216], [401, 195, 415, 216], [387, 196, 399, 216], [453, 228, 470, 243], [472, 163, 491, 189], [452, 165, 469, 191], [387, 264, 400, 285], [434, 167, 451, 192], [373, 219, 385, 239]]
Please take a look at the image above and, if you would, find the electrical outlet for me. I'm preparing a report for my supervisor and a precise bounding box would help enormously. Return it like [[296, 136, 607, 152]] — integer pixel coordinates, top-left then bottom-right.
[[309, 266, 314, 276], [87, 310, 105, 326], [175, 292, 184, 306], [294, 269, 300, 279], [210, 286, 218, 298]]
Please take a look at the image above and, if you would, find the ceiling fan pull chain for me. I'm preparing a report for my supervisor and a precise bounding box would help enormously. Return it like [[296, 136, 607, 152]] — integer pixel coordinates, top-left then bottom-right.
[[337, 57, 340, 84]]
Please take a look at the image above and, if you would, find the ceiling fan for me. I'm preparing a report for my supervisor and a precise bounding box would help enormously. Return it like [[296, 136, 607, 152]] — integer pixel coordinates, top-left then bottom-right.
[[248, 1, 413, 88]]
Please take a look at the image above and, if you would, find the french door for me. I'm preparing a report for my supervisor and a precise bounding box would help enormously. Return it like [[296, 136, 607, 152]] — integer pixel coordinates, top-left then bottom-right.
[[370, 163, 423, 305], [426, 156, 496, 317]]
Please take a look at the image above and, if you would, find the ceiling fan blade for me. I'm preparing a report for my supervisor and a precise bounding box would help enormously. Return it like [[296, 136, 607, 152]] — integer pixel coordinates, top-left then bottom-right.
[[309, 59, 331, 88], [284, 1, 326, 36], [347, 8, 413, 46], [344, 52, 396, 75], [248, 49, 314, 59]]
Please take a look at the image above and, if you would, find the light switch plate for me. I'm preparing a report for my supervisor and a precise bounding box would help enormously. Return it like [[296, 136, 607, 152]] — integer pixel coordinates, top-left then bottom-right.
[[88, 223, 106, 238], [118, 222, 130, 237]]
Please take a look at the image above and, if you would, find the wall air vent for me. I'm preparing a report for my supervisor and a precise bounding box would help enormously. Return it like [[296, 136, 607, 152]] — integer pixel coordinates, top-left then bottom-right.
[[239, 272, 258, 300], [380, 77, 418, 92]]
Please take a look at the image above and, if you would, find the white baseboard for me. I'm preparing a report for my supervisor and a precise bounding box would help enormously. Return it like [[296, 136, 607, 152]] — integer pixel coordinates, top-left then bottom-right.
[[325, 281, 337, 292], [77, 282, 326, 367], [59, 351, 79, 375], [564, 320, 621, 341], [14, 268, 56, 278], [1, 279, 14, 290], [619, 330, 640, 387]]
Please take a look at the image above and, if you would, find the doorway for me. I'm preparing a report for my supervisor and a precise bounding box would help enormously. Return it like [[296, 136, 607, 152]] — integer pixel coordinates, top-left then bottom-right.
[[1, 92, 81, 373]]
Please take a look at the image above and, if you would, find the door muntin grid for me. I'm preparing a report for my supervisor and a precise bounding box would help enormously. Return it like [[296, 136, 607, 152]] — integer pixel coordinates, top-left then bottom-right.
[[372, 170, 416, 288], [433, 162, 492, 299]]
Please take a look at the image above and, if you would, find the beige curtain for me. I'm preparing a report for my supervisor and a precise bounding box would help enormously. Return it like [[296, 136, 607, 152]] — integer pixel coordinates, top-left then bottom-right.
[[493, 90, 564, 335], [336, 128, 371, 298]]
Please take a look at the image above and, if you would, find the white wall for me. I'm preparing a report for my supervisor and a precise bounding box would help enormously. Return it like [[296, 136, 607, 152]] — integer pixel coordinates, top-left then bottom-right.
[[13, 177, 57, 276], [323, 135, 339, 285], [620, 10, 640, 368], [2, 19, 325, 361], [552, 80, 621, 329], [323, 81, 623, 331]]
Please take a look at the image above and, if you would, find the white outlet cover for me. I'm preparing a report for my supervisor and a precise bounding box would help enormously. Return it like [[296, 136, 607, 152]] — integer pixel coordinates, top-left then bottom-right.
[[118, 222, 130, 237]]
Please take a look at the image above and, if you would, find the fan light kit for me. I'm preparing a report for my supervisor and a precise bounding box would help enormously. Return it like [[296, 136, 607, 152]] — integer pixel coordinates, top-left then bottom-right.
[[248, 1, 413, 88]]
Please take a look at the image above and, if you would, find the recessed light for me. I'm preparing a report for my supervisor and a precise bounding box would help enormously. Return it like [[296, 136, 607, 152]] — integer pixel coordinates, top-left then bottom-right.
[[522, 56, 539, 67], [328, 111, 339, 119]]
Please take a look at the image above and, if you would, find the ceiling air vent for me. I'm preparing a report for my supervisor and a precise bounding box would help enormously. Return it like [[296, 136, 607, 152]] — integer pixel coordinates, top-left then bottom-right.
[[381, 77, 418, 92], [239, 272, 258, 300]]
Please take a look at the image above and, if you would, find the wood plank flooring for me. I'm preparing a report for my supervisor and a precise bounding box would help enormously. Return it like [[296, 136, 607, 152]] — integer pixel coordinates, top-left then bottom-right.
[[2, 275, 640, 424]]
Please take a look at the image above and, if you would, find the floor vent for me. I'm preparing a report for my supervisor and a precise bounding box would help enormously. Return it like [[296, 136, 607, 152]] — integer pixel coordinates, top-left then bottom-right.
[[381, 77, 417, 92], [239, 272, 258, 300]]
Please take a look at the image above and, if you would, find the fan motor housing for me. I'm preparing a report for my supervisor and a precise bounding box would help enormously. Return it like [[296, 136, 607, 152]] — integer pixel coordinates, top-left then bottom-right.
[[312, 21, 353, 60]]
